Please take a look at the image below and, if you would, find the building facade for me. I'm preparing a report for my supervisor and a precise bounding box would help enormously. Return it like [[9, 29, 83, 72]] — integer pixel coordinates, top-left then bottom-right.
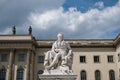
[[0, 33, 120, 80]]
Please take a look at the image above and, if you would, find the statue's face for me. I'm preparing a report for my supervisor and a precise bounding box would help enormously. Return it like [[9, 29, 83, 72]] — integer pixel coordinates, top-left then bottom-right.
[[57, 33, 63, 41]]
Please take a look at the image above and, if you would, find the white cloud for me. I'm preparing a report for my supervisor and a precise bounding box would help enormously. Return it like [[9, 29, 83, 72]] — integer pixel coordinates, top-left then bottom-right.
[[0, 0, 65, 32], [0, 27, 11, 34], [27, 0, 120, 39], [94, 1, 104, 9]]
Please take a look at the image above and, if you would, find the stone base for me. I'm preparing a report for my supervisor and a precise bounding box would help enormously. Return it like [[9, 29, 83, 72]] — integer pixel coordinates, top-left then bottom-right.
[[39, 74, 77, 80], [42, 69, 73, 75], [38, 69, 77, 80]]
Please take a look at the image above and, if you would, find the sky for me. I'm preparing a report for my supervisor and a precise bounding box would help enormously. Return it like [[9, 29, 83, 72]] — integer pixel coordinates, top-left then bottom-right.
[[0, 0, 120, 39]]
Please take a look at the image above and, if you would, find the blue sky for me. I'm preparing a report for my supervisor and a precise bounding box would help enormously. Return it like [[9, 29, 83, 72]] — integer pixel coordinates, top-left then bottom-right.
[[63, 0, 118, 12], [0, 0, 120, 39]]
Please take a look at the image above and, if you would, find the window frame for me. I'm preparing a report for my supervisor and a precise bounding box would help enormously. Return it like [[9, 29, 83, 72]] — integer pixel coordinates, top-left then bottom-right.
[[16, 67, 24, 80], [38, 56, 44, 63], [95, 70, 101, 80], [80, 56, 86, 63], [108, 55, 114, 63], [109, 70, 115, 80], [1, 54, 8, 62], [81, 70, 87, 80], [18, 53, 25, 62], [94, 56, 100, 63], [0, 67, 6, 80]]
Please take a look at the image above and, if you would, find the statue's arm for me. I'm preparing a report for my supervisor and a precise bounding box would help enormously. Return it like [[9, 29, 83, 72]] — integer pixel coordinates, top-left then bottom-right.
[[66, 42, 73, 57], [51, 42, 55, 52], [52, 41, 60, 53]]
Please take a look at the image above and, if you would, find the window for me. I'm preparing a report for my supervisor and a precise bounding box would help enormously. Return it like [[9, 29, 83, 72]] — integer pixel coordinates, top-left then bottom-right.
[[109, 70, 115, 80], [0, 67, 6, 80], [108, 55, 114, 63], [95, 70, 101, 80], [18, 54, 25, 62], [81, 70, 86, 80], [1, 54, 8, 62], [80, 56, 86, 63], [38, 56, 44, 63], [94, 56, 100, 63], [16, 68, 24, 80]]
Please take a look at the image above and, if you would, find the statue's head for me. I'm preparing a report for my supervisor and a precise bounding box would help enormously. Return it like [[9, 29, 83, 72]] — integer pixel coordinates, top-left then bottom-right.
[[57, 33, 64, 41]]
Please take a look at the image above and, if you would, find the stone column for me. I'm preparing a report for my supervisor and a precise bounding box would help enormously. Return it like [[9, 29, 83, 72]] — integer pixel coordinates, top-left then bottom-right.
[[26, 49, 31, 80], [30, 51, 35, 80], [33, 51, 37, 80], [8, 49, 14, 80]]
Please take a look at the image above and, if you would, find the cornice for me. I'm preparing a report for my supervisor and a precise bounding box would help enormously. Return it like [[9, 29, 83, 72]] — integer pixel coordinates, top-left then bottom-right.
[[0, 34, 120, 48], [113, 33, 120, 46]]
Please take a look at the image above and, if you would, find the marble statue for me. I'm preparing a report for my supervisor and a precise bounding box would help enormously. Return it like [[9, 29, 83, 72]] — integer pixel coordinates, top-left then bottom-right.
[[44, 33, 73, 74]]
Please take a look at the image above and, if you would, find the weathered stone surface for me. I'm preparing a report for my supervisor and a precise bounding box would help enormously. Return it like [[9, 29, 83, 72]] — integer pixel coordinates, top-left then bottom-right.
[[39, 74, 77, 80]]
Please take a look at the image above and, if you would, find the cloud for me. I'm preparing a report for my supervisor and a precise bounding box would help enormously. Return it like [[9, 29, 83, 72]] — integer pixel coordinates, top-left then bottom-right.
[[0, 27, 11, 34], [27, 0, 120, 39], [94, 1, 104, 9], [0, 0, 65, 31], [0, 0, 120, 39]]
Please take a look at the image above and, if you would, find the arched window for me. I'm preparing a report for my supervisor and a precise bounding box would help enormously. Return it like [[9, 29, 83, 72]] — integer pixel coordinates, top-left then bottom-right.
[[0, 67, 6, 80], [109, 70, 115, 80], [95, 70, 101, 80], [81, 70, 86, 80], [16, 67, 24, 80]]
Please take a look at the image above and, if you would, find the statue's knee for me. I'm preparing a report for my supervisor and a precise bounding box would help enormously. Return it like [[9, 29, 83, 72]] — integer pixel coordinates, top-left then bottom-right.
[[56, 53, 61, 57]]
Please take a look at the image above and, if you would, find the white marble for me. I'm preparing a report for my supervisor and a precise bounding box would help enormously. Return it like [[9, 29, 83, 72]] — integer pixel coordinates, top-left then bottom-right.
[[39, 33, 77, 80], [43, 68, 73, 75], [44, 33, 73, 74]]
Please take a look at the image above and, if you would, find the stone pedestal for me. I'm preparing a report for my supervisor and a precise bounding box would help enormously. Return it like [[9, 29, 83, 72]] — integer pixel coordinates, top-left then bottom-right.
[[39, 74, 77, 80], [38, 69, 77, 80]]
